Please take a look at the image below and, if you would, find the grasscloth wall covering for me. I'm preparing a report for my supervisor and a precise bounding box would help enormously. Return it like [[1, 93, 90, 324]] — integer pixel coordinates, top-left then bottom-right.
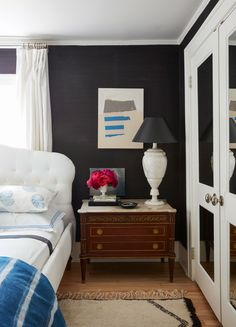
[[0, 49, 16, 73], [48, 45, 181, 241]]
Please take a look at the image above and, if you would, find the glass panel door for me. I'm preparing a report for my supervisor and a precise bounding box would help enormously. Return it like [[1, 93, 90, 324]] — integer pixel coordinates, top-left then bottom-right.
[[199, 206, 214, 281], [220, 9, 236, 325], [230, 223, 236, 309], [191, 29, 221, 319]]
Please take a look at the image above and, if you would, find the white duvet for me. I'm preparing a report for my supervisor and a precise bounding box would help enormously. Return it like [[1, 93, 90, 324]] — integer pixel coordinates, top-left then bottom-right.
[[0, 212, 65, 271]]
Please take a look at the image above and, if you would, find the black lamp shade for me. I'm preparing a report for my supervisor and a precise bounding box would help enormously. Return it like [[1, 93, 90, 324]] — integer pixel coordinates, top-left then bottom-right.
[[132, 117, 177, 143]]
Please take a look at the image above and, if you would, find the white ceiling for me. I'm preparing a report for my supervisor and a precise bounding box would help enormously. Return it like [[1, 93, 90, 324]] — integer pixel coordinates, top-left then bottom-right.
[[0, 0, 208, 44]]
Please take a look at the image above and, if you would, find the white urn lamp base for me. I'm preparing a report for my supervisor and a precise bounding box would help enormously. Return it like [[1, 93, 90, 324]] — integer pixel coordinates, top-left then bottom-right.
[[145, 198, 165, 206], [142, 143, 167, 206]]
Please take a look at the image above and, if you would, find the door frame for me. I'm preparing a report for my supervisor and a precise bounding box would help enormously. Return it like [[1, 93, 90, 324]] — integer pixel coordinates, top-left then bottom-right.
[[219, 7, 236, 326], [189, 29, 221, 318], [184, 0, 236, 281]]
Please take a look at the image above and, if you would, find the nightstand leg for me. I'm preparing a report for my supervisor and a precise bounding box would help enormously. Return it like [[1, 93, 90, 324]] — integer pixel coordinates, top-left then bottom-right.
[[168, 258, 175, 282], [80, 258, 87, 283]]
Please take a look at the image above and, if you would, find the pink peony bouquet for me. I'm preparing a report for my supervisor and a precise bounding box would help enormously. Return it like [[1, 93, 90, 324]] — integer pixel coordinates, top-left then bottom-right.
[[87, 169, 118, 190]]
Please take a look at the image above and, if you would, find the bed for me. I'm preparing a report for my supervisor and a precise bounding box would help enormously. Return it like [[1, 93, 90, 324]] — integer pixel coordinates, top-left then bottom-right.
[[0, 144, 76, 292]]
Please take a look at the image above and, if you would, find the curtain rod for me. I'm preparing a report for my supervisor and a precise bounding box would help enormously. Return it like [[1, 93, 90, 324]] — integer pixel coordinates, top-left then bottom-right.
[[23, 42, 48, 49], [0, 40, 49, 49]]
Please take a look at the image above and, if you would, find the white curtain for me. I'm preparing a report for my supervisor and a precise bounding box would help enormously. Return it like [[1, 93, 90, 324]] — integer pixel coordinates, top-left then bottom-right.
[[16, 47, 52, 151]]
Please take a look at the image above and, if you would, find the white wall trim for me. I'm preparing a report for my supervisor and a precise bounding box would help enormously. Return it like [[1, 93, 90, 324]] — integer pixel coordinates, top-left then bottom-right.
[[47, 39, 178, 46], [0, 37, 178, 47]]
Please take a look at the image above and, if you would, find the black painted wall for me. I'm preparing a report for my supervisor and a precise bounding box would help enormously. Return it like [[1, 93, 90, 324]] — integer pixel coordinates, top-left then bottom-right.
[[0, 49, 16, 74], [48, 45, 181, 240]]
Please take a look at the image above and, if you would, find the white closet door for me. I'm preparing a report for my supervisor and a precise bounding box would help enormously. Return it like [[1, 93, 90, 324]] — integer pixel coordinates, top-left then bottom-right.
[[190, 30, 221, 319], [220, 7, 236, 326]]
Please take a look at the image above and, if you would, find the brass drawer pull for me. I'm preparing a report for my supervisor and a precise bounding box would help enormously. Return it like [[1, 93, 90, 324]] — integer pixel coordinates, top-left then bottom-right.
[[153, 228, 159, 234], [153, 243, 159, 250], [96, 228, 103, 235], [96, 243, 103, 250]]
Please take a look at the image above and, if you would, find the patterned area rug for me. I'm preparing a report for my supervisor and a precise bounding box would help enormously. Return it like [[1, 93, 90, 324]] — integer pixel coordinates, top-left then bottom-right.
[[58, 290, 202, 327]]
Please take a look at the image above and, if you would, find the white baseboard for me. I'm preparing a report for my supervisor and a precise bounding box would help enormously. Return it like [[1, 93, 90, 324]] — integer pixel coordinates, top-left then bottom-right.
[[71, 241, 181, 263]]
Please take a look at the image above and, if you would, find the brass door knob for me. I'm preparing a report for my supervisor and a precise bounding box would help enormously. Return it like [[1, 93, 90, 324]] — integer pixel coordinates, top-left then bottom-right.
[[96, 228, 103, 235], [96, 244, 103, 250], [211, 194, 218, 206], [205, 193, 212, 203], [153, 243, 159, 250], [219, 195, 224, 206]]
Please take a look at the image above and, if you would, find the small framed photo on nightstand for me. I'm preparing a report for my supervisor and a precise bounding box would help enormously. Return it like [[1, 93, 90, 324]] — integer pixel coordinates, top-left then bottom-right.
[[88, 167, 125, 197]]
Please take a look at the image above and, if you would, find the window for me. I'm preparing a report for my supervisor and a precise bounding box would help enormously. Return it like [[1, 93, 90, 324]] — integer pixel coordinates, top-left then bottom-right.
[[0, 75, 25, 148]]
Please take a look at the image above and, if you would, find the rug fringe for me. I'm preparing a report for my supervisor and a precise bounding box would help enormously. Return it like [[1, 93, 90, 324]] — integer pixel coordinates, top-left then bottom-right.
[[57, 289, 186, 301]]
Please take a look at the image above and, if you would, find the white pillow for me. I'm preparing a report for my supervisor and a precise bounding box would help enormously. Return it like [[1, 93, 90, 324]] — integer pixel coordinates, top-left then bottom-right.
[[0, 207, 65, 231], [0, 185, 56, 213]]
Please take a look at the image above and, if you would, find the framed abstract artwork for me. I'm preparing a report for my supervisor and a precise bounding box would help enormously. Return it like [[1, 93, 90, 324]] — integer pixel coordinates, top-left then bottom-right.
[[98, 88, 144, 149]]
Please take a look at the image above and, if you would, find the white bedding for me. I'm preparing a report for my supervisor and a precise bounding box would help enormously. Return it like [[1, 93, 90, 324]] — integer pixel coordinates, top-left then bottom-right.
[[0, 145, 76, 290], [0, 208, 65, 231], [0, 220, 64, 270]]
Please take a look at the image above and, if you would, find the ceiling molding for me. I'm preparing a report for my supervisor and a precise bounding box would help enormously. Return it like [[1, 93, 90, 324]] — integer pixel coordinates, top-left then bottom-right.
[[47, 39, 179, 46], [0, 37, 179, 47], [177, 0, 211, 44]]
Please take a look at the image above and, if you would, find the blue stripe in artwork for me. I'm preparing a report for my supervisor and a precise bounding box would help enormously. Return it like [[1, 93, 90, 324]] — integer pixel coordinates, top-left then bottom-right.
[[105, 134, 124, 137], [105, 125, 124, 130], [104, 116, 130, 121]]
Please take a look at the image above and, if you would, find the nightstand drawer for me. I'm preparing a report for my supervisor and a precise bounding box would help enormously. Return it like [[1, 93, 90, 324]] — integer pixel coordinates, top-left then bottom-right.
[[89, 240, 167, 253], [86, 214, 171, 223], [89, 225, 167, 237]]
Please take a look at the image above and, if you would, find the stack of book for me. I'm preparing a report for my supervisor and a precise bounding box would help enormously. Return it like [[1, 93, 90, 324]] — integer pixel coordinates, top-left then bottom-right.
[[88, 195, 120, 206]]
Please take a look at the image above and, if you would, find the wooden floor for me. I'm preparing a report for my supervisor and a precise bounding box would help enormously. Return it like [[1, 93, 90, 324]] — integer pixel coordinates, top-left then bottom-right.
[[58, 261, 222, 326]]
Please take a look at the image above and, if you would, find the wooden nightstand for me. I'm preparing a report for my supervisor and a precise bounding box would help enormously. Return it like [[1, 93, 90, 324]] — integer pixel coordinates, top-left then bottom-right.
[[78, 199, 176, 283]]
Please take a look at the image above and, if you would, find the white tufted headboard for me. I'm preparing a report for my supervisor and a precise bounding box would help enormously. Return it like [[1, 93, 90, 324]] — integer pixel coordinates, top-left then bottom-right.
[[0, 145, 76, 231]]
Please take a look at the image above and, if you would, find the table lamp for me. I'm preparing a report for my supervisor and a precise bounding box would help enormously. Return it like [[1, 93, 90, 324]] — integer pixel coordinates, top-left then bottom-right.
[[133, 117, 177, 205]]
